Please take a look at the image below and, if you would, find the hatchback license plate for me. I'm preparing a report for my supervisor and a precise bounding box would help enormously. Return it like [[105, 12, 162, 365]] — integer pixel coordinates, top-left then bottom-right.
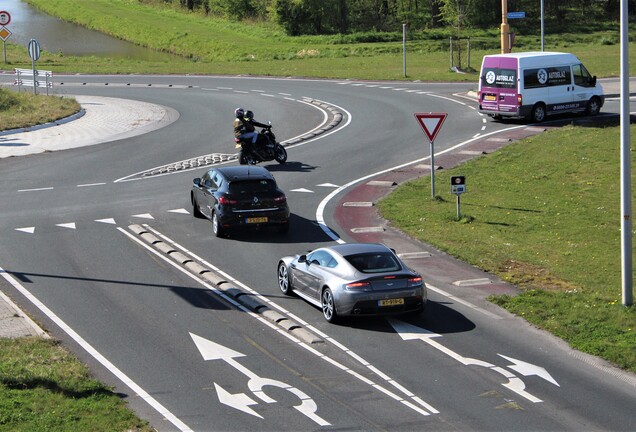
[[246, 217, 268, 224], [379, 298, 404, 307]]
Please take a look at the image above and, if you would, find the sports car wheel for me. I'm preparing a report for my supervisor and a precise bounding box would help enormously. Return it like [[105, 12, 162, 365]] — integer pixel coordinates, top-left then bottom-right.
[[321, 288, 338, 323], [277, 262, 293, 295]]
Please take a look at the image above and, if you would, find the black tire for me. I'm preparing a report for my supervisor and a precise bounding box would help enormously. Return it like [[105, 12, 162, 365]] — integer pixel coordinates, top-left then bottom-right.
[[191, 193, 203, 218], [274, 144, 287, 164], [239, 150, 248, 165], [211, 211, 224, 237], [586, 97, 601, 116], [530, 103, 546, 123], [321, 288, 338, 323], [277, 262, 293, 296]]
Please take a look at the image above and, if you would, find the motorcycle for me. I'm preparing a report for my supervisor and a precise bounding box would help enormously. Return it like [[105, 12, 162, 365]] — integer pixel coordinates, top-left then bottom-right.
[[236, 124, 287, 165]]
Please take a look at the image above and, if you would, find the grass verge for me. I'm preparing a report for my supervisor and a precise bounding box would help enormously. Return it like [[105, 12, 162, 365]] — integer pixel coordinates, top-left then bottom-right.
[[0, 89, 80, 132], [0, 338, 152, 432], [378, 122, 636, 373]]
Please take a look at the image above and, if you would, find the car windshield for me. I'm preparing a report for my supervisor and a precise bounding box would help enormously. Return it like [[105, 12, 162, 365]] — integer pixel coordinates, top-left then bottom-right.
[[344, 252, 401, 273], [229, 180, 276, 194]]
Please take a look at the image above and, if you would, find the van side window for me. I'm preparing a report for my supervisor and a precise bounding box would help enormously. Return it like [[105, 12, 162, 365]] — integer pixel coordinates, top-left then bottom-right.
[[573, 64, 593, 87]]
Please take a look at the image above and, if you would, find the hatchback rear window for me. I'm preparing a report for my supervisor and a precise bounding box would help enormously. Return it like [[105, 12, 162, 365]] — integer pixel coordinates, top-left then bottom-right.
[[345, 252, 401, 273], [229, 180, 276, 194]]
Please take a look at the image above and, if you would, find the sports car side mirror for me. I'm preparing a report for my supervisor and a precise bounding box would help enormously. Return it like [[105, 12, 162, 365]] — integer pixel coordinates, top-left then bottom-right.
[[298, 255, 307, 263], [193, 178, 201, 187]]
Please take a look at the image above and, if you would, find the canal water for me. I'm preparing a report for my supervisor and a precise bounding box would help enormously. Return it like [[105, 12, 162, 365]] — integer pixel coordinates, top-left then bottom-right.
[[2, 0, 178, 61]]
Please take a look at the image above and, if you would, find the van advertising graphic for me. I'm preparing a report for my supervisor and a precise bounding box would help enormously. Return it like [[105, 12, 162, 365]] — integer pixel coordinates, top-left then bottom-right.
[[482, 68, 516, 88], [524, 66, 571, 88]]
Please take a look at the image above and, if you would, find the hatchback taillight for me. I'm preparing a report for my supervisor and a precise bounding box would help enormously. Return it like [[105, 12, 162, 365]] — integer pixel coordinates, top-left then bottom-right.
[[274, 194, 287, 204], [218, 195, 237, 205]]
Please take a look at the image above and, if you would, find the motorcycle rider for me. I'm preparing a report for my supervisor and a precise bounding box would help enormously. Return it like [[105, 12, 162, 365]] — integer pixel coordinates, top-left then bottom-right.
[[233, 108, 270, 153]]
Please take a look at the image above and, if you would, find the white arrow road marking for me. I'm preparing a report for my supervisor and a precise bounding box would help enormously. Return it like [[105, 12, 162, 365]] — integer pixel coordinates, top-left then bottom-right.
[[317, 183, 340, 188], [290, 188, 313, 193], [56, 223, 76, 230], [15, 227, 35, 234], [95, 218, 117, 224], [132, 213, 154, 219], [168, 208, 190, 214], [190, 333, 330, 426], [498, 354, 560, 387], [214, 383, 262, 418], [388, 319, 545, 403]]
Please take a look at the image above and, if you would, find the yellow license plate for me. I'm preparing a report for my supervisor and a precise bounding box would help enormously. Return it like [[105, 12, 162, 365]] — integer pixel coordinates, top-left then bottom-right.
[[484, 95, 496, 101], [246, 217, 268, 224], [379, 298, 404, 307]]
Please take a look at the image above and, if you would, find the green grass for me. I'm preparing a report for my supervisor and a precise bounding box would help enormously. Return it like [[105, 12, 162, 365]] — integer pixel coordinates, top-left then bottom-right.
[[0, 0, 633, 79], [378, 123, 636, 373], [0, 338, 152, 432], [0, 89, 80, 132]]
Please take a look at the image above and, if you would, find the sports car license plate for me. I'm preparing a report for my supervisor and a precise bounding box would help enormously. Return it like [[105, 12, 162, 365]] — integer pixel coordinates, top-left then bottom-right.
[[379, 298, 404, 307], [246, 217, 268, 224]]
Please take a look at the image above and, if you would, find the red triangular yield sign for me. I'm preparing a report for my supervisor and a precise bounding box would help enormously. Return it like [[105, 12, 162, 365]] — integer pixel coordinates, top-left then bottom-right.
[[414, 113, 447, 143]]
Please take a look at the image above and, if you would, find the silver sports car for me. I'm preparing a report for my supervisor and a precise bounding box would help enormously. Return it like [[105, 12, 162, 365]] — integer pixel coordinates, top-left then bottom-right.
[[277, 243, 427, 323]]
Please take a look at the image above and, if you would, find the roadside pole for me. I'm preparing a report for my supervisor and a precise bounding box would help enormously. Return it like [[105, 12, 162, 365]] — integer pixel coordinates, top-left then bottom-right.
[[28, 39, 41, 95]]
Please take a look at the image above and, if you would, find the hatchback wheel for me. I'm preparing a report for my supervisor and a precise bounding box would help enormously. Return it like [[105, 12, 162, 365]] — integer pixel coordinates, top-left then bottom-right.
[[321, 288, 338, 323], [212, 211, 224, 237], [277, 262, 293, 295]]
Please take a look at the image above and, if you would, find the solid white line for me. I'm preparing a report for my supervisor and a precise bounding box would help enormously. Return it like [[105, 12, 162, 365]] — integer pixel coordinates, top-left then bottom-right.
[[0, 265, 193, 432]]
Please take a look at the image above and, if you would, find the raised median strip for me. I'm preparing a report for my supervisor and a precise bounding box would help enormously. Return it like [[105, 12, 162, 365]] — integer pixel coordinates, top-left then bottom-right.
[[127, 224, 324, 345]]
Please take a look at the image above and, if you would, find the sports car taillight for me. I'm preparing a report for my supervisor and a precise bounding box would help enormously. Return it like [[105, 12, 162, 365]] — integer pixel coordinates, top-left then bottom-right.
[[345, 281, 371, 291], [407, 277, 423, 287]]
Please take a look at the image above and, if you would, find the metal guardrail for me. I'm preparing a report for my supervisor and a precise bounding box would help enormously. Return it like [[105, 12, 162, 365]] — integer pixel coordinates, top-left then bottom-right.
[[14, 68, 53, 95]]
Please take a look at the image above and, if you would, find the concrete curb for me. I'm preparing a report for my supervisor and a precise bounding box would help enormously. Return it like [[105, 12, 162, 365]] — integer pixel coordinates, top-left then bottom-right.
[[128, 224, 324, 345]]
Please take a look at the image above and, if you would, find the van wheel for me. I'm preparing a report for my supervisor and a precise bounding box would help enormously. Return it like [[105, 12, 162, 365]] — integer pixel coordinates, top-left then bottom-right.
[[530, 104, 546, 123], [586, 97, 601, 116]]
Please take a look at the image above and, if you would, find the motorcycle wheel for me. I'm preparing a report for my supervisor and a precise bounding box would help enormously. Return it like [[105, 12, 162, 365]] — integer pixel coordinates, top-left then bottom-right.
[[274, 144, 287, 164]]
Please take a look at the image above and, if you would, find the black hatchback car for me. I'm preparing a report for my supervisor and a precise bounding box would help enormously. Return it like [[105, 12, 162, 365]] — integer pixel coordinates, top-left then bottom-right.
[[191, 166, 290, 237]]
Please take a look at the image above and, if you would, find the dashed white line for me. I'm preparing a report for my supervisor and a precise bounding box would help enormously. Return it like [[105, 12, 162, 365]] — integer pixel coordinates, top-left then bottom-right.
[[77, 182, 107, 188], [18, 187, 53, 192]]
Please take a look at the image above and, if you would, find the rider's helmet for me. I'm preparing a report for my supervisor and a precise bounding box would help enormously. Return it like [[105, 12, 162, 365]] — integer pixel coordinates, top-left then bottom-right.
[[234, 107, 245, 118], [245, 110, 254, 120]]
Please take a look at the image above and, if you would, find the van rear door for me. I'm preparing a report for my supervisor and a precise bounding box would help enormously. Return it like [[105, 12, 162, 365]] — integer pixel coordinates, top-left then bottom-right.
[[480, 56, 519, 115]]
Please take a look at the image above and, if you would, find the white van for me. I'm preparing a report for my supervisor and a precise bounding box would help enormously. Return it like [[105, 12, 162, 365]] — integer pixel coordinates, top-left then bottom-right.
[[478, 52, 604, 122]]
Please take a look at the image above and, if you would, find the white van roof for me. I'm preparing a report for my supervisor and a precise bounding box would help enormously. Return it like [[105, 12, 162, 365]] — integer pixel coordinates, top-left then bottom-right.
[[483, 51, 581, 68]]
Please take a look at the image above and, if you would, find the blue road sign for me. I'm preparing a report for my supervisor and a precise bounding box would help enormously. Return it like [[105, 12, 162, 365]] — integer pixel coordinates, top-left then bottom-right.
[[507, 11, 526, 19]]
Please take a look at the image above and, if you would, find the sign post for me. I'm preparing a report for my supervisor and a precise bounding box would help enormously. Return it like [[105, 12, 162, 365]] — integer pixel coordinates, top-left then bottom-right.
[[414, 112, 447, 198], [28, 39, 41, 94], [0, 11, 11, 64], [450, 176, 466, 219]]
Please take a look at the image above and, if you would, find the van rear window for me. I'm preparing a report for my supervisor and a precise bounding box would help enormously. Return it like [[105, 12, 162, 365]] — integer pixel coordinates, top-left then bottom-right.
[[481, 68, 516, 89]]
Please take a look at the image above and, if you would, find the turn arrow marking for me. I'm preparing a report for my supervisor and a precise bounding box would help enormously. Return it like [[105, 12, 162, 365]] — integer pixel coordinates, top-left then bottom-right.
[[214, 383, 262, 418], [498, 354, 560, 386]]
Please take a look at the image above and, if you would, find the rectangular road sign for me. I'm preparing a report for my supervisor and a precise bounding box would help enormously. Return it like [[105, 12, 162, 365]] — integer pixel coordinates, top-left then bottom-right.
[[507, 11, 526, 19]]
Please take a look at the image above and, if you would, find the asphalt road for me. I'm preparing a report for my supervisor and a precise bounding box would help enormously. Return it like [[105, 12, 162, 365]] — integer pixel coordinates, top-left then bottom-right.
[[0, 74, 634, 431]]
